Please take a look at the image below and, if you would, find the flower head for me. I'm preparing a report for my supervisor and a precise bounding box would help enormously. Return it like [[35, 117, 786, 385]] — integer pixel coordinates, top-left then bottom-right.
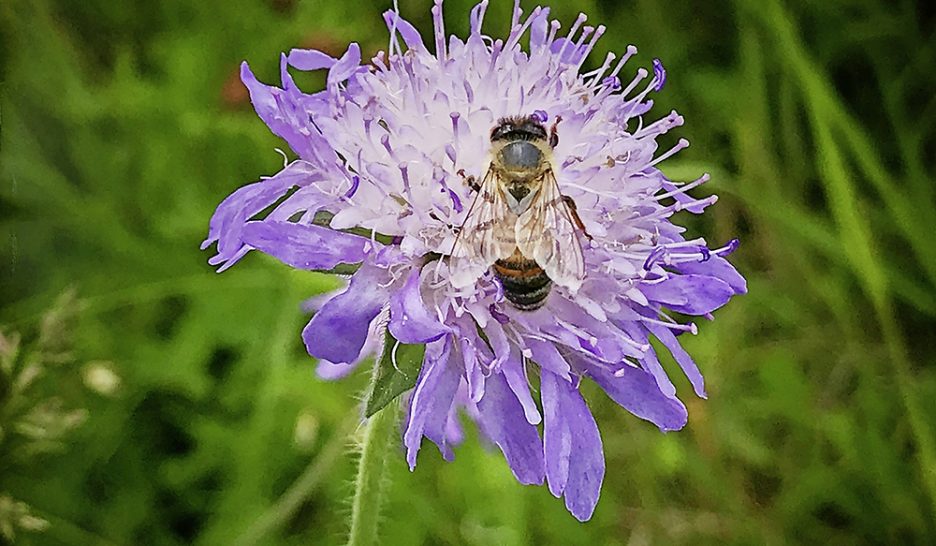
[[203, 0, 745, 521]]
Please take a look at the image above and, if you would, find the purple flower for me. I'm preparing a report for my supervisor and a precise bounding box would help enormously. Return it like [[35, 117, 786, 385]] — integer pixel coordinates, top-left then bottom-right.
[[203, 0, 745, 522]]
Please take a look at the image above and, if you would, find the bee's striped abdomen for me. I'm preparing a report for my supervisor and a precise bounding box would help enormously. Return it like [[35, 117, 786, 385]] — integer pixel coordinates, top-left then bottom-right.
[[493, 251, 552, 311]]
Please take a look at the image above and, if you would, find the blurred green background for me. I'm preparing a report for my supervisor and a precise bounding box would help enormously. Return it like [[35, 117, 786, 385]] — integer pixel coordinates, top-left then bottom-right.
[[2, 0, 935, 544]]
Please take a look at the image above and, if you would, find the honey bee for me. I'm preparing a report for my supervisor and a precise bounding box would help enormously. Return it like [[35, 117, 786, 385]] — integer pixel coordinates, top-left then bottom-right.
[[449, 114, 589, 310]]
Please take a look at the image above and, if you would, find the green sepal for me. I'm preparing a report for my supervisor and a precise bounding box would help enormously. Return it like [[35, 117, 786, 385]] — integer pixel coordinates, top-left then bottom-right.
[[363, 330, 426, 418]]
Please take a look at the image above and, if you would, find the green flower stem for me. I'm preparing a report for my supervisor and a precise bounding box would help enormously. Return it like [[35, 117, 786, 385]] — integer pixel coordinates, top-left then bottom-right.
[[347, 369, 400, 546]]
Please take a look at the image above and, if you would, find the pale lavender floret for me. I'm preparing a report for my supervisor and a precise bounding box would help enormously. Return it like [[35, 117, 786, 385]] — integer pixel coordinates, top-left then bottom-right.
[[203, 0, 745, 521]]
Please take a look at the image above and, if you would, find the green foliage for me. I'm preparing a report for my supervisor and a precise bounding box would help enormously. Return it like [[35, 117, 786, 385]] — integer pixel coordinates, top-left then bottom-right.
[[1, 0, 934, 544], [364, 331, 425, 419]]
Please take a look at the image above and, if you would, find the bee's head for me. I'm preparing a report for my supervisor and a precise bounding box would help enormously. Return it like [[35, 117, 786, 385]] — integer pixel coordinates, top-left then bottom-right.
[[490, 115, 548, 143]]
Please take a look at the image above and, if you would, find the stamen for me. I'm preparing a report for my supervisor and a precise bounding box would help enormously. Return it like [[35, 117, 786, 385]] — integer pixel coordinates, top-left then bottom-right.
[[647, 138, 689, 169], [573, 25, 594, 54], [555, 13, 587, 61], [584, 51, 615, 83], [662, 238, 707, 249], [620, 67, 648, 99], [432, 0, 447, 60], [654, 173, 709, 201], [635, 110, 684, 139], [546, 19, 561, 48], [637, 195, 719, 221], [505, 6, 543, 52], [389, 0, 402, 58], [720, 238, 740, 256], [559, 182, 617, 199], [606, 45, 638, 83], [640, 315, 697, 334], [574, 25, 605, 72], [621, 73, 663, 118], [469, 0, 489, 36], [556, 318, 598, 347], [510, 0, 521, 30]]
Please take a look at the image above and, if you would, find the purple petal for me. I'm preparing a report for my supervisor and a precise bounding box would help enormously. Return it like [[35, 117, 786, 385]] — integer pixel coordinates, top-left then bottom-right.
[[582, 357, 688, 431], [469, 1, 487, 36], [302, 263, 390, 364], [389, 267, 450, 344], [484, 319, 512, 368], [383, 10, 425, 50], [525, 338, 571, 381], [327, 43, 361, 88], [315, 360, 357, 380], [647, 323, 706, 398], [550, 37, 588, 64], [677, 255, 747, 294], [241, 220, 370, 270], [541, 370, 605, 522], [617, 322, 676, 398], [543, 297, 646, 361], [640, 275, 734, 315], [404, 337, 461, 467], [203, 161, 320, 270], [540, 370, 572, 497], [241, 62, 316, 160], [287, 48, 337, 71], [457, 323, 487, 403], [501, 346, 541, 425], [476, 372, 546, 486]]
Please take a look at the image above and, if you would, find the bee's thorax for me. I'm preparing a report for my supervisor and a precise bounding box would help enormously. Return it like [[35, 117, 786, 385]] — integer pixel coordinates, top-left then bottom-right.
[[498, 140, 543, 170]]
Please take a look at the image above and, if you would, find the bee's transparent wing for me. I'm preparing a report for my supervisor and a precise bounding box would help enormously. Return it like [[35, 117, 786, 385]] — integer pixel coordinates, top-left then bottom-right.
[[449, 168, 517, 288], [516, 170, 585, 291]]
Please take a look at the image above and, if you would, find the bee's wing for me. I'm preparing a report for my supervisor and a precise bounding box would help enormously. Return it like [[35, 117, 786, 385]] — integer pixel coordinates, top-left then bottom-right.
[[515, 169, 586, 292], [449, 167, 517, 288]]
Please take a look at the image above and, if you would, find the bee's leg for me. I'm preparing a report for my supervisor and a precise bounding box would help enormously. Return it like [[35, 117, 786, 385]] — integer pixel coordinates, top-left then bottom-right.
[[549, 115, 563, 149], [563, 195, 592, 240], [457, 168, 481, 193]]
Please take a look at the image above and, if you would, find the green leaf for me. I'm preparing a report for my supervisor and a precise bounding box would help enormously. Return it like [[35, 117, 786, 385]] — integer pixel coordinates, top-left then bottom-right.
[[363, 330, 426, 418]]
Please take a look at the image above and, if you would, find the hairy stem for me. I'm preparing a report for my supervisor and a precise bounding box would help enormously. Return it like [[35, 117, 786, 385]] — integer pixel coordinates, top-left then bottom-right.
[[346, 367, 399, 546]]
